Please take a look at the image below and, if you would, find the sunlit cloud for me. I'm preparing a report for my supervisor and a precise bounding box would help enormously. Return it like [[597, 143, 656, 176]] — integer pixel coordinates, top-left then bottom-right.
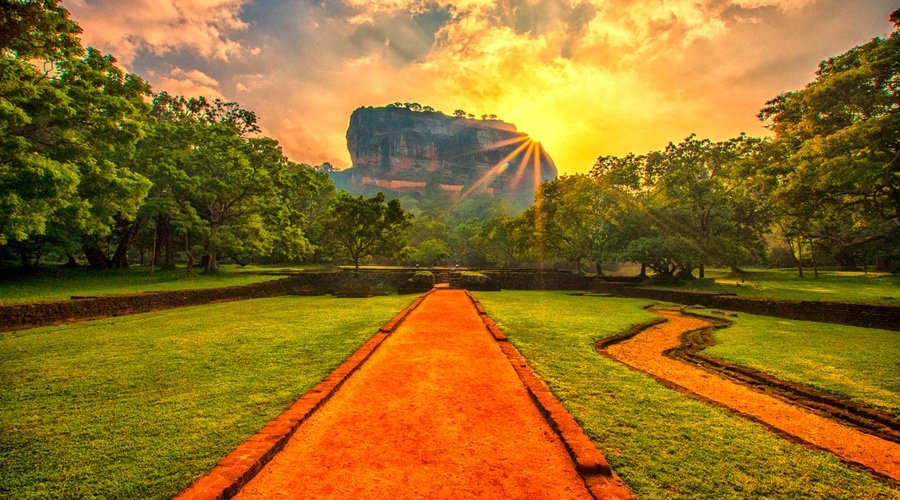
[[64, 0, 897, 174], [148, 67, 225, 100], [65, 0, 250, 65]]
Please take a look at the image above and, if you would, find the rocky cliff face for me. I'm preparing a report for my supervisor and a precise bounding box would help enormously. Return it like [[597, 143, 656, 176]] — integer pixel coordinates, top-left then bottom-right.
[[342, 106, 557, 204]]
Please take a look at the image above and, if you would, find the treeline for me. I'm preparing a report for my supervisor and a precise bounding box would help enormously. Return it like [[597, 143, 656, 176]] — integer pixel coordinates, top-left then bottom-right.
[[0, 1, 410, 273], [385, 102, 499, 121]]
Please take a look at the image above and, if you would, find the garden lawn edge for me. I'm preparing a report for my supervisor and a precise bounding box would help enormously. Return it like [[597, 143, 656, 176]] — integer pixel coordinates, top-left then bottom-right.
[[465, 291, 634, 500], [174, 289, 435, 500]]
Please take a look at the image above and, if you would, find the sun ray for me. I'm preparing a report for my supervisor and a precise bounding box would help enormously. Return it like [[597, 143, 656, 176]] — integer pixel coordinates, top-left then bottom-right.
[[511, 140, 536, 189], [462, 138, 533, 198], [472, 134, 530, 154], [532, 140, 544, 268]]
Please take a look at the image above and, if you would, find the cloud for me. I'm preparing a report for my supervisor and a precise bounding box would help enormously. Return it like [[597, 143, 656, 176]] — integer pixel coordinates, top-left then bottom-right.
[[64, 0, 251, 65], [64, 0, 898, 174], [148, 67, 225, 100]]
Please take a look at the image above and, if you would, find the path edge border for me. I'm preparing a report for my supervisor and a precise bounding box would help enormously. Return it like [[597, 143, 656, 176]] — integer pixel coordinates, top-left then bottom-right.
[[174, 289, 435, 500], [463, 290, 634, 500]]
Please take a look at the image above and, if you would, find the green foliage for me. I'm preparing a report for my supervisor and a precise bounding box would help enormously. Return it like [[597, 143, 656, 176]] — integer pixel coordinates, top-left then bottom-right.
[[590, 135, 773, 277], [0, 2, 337, 273], [761, 15, 900, 274], [475, 291, 896, 498], [0, 295, 413, 498], [0, 2, 151, 262], [526, 175, 628, 271], [408, 238, 450, 266], [324, 192, 412, 269]]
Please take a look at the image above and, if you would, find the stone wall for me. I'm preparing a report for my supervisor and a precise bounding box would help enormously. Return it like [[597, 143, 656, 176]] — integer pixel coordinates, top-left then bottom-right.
[[1, 271, 435, 332], [483, 270, 587, 290], [287, 271, 434, 296], [0, 278, 299, 332], [586, 280, 900, 331]]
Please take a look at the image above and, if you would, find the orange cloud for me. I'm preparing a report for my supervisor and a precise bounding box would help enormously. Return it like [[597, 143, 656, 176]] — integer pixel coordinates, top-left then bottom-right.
[[64, 0, 897, 175], [65, 0, 250, 65], [148, 67, 225, 100]]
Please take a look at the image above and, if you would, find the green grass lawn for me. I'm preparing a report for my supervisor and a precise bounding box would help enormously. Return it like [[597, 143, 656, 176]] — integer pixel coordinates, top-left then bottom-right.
[[654, 268, 899, 304], [699, 310, 900, 417], [474, 291, 897, 499], [0, 294, 413, 498], [0, 265, 293, 305]]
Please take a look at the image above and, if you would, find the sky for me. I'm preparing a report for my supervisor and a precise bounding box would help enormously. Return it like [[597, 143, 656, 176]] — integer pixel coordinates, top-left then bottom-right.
[[64, 0, 896, 174]]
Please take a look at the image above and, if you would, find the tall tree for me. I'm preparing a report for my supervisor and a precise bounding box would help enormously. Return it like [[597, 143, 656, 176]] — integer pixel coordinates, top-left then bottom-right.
[[532, 175, 623, 272], [0, 1, 151, 268], [761, 11, 900, 272]]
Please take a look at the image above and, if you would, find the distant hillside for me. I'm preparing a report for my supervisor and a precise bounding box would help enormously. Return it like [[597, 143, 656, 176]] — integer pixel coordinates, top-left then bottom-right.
[[334, 105, 557, 206]]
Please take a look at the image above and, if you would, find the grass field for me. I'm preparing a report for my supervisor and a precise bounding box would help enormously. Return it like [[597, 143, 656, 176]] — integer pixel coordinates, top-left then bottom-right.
[[0, 265, 293, 305], [474, 291, 896, 499], [0, 294, 413, 498], [700, 310, 900, 417], [653, 268, 899, 304]]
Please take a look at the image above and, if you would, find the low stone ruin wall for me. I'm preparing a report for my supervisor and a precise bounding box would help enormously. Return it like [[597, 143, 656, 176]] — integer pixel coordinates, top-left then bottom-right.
[[482, 270, 587, 290], [0, 278, 299, 332], [287, 271, 434, 296], [586, 280, 900, 331], [0, 271, 435, 332]]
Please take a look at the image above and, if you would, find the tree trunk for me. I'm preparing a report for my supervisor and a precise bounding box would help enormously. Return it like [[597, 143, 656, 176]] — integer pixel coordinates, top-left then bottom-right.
[[19, 249, 32, 270], [811, 242, 819, 279], [204, 250, 218, 272], [164, 223, 175, 269], [82, 239, 110, 270], [184, 233, 196, 276], [698, 264, 705, 279], [595, 262, 604, 276], [152, 217, 176, 269], [63, 255, 78, 268], [639, 261, 647, 278], [110, 218, 142, 270]]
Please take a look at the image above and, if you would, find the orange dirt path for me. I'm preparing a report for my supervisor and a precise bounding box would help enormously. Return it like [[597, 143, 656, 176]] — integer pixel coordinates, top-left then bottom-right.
[[236, 289, 592, 499], [604, 309, 900, 481]]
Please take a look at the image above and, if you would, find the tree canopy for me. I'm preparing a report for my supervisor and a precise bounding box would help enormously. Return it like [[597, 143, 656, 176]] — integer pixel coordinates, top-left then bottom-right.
[[323, 192, 412, 270]]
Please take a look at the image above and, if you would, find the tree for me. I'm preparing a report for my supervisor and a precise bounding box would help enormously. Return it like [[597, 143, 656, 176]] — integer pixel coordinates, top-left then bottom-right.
[[409, 239, 450, 266], [266, 159, 335, 262], [589, 135, 773, 279], [0, 1, 152, 268], [761, 11, 900, 272], [453, 109, 466, 118], [532, 175, 624, 272], [324, 192, 412, 270], [136, 93, 305, 273]]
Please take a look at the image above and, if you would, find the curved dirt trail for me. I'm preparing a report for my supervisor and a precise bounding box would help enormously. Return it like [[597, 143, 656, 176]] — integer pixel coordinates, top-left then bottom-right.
[[603, 309, 900, 481], [236, 290, 593, 499]]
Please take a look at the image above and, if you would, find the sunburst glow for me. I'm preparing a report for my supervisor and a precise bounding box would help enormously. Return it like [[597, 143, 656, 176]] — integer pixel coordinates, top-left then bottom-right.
[[462, 138, 535, 198]]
